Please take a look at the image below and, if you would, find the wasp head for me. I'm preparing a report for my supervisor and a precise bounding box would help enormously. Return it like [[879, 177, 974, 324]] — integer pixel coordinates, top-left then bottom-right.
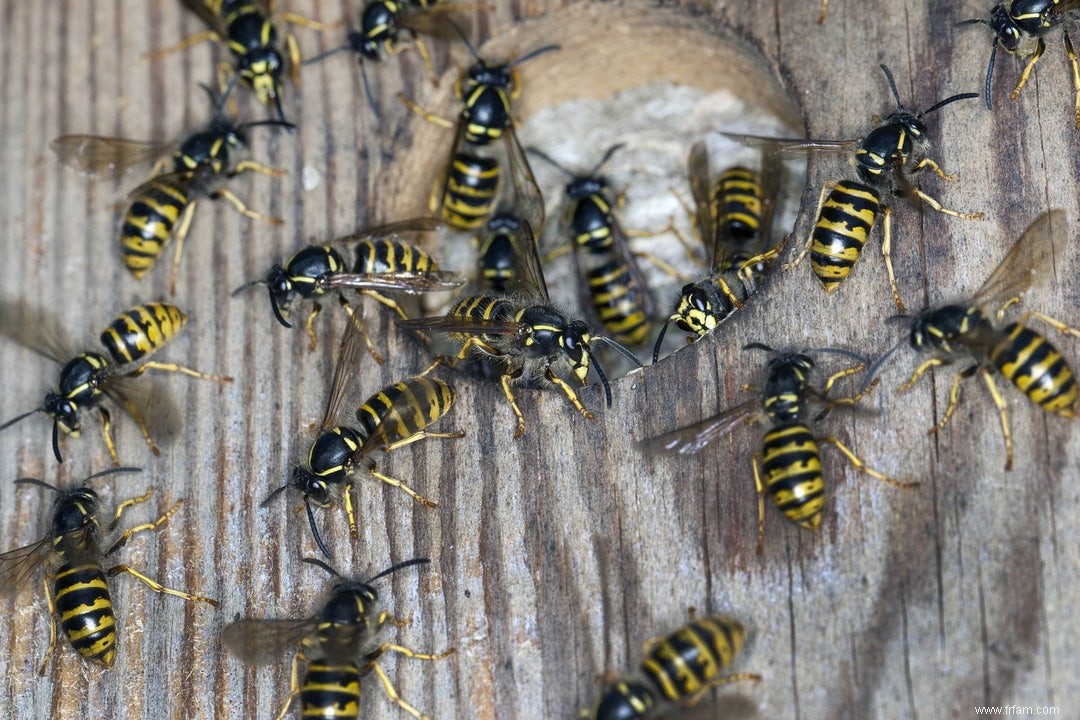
[[562, 321, 593, 384]]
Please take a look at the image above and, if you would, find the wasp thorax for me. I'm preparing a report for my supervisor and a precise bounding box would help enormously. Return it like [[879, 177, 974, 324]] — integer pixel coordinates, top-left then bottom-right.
[[51, 489, 98, 537], [563, 322, 592, 379]]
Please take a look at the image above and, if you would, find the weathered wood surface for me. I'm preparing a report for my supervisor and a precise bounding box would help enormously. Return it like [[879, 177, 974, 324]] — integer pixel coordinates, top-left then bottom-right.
[[0, 1, 1077, 718]]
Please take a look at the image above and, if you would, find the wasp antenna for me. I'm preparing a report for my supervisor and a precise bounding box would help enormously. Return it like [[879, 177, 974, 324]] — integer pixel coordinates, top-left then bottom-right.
[[0, 407, 43, 433], [526, 146, 574, 178], [272, 91, 290, 127], [51, 418, 63, 464], [304, 498, 333, 559], [860, 337, 906, 393], [595, 335, 644, 369], [359, 59, 383, 125], [268, 289, 293, 328], [588, 349, 614, 408], [592, 143, 626, 176], [260, 482, 291, 508], [803, 346, 871, 365], [446, 18, 480, 60], [652, 318, 673, 364], [743, 342, 776, 354], [238, 119, 298, 132], [303, 44, 351, 66], [367, 557, 432, 584], [984, 41, 998, 111], [13, 477, 60, 492], [301, 556, 342, 578], [231, 278, 268, 297], [920, 92, 980, 117], [879, 64, 904, 110], [84, 466, 143, 483], [512, 44, 561, 67]]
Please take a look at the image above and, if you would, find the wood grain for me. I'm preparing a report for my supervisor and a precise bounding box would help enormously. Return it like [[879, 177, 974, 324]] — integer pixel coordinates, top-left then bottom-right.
[[0, 1, 1078, 718]]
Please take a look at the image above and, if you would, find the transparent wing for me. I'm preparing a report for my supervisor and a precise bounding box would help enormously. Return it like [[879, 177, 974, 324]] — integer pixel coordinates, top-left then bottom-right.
[[1051, 0, 1080, 16], [503, 122, 547, 264], [750, 145, 782, 255], [579, 216, 656, 320], [395, 314, 520, 336], [50, 135, 174, 176], [0, 298, 75, 364], [971, 210, 1065, 310], [221, 617, 318, 665], [499, 213, 548, 303], [639, 399, 761, 456], [321, 305, 369, 429], [322, 270, 465, 294], [352, 377, 443, 457], [332, 217, 443, 247], [688, 141, 718, 261], [102, 372, 184, 443], [399, 4, 477, 38], [0, 536, 55, 596], [124, 169, 202, 204], [719, 132, 857, 159], [180, 0, 228, 35]]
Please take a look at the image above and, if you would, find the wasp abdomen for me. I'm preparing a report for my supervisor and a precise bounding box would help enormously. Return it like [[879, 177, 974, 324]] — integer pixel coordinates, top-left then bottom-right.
[[54, 561, 117, 668], [299, 659, 362, 719], [992, 322, 1079, 418], [100, 302, 187, 365], [810, 181, 881, 291], [760, 423, 825, 531]]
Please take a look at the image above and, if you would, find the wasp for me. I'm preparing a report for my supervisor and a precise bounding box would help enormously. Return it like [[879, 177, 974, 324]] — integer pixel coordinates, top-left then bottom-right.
[[875, 210, 1079, 472], [232, 217, 465, 356], [961, 1, 1080, 127], [0, 467, 217, 673], [642, 343, 915, 550], [399, 24, 559, 229], [263, 309, 463, 557], [651, 141, 785, 363], [223, 557, 454, 720], [526, 144, 660, 349], [582, 614, 760, 720], [0, 301, 232, 464], [725, 64, 982, 314], [153, 1, 329, 123]]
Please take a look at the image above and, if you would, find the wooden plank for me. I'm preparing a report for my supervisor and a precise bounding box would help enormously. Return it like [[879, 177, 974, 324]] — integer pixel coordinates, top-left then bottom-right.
[[0, 0, 1077, 718]]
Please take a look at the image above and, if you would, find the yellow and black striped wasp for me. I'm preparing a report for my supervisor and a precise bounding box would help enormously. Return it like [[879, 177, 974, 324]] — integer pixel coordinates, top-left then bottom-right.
[[872, 210, 1079, 472], [0, 301, 231, 464], [527, 143, 659, 350], [724, 64, 982, 314], [263, 309, 462, 557], [396, 140, 641, 439], [233, 217, 465, 357], [154, 1, 330, 123], [581, 613, 760, 720], [223, 557, 454, 720], [652, 141, 785, 363], [961, 1, 1080, 127], [642, 343, 915, 550], [398, 23, 559, 230], [0, 467, 217, 673], [50, 82, 292, 293]]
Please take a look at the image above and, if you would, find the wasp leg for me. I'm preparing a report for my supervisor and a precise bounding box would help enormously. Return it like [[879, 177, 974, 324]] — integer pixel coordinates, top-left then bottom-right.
[[680, 672, 764, 707], [818, 0, 828, 23], [1011, 38, 1046, 102], [285, 32, 302, 86], [167, 200, 198, 295], [217, 62, 241, 117], [106, 564, 218, 606], [368, 466, 439, 508], [878, 205, 907, 313], [821, 364, 867, 397], [633, 250, 690, 281], [380, 429, 465, 453], [546, 370, 596, 423], [398, 92, 456, 128], [898, 357, 949, 393], [751, 453, 767, 554], [418, 358, 445, 377], [304, 303, 323, 351], [105, 396, 161, 459], [281, 11, 334, 31], [272, 650, 305, 720], [1065, 29, 1080, 129], [785, 182, 835, 271], [929, 365, 976, 435], [232, 160, 289, 178], [979, 367, 1014, 472], [215, 187, 285, 226], [339, 297, 385, 365], [97, 406, 123, 465], [1021, 310, 1080, 338], [144, 30, 220, 61], [106, 498, 177, 556], [666, 191, 709, 268], [736, 238, 787, 288], [540, 242, 572, 263], [38, 575, 58, 676], [343, 479, 358, 539], [499, 371, 527, 439], [361, 289, 410, 320], [912, 157, 959, 182], [107, 488, 154, 532], [818, 437, 918, 489], [133, 361, 233, 382], [365, 645, 456, 720]]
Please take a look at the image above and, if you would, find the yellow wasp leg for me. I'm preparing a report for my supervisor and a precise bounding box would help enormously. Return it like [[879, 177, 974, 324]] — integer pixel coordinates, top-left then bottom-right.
[[107, 489, 153, 532], [1065, 29, 1080, 129], [145, 30, 220, 61], [680, 672, 764, 707], [304, 303, 322, 352], [785, 182, 835, 271], [878, 205, 906, 313], [898, 357, 949, 393], [38, 575, 58, 675], [818, 437, 919, 488], [133, 361, 233, 382], [499, 373, 527, 439], [821, 364, 866, 397], [751, 453, 767, 554], [912, 157, 959, 182], [398, 93, 456, 128], [546, 370, 595, 422], [97, 406, 122, 465], [106, 498, 177, 554], [216, 187, 285, 225], [912, 188, 984, 221], [1011, 38, 1046, 102], [818, 0, 828, 24], [343, 479, 358, 539], [272, 650, 305, 720], [380, 429, 465, 454], [365, 644, 457, 720], [232, 160, 289, 178], [369, 467, 438, 508], [930, 366, 974, 435], [979, 368, 1014, 472], [106, 564, 218, 606], [167, 200, 198, 296], [338, 297, 385, 365], [1022, 310, 1080, 338], [361, 289, 409, 321]]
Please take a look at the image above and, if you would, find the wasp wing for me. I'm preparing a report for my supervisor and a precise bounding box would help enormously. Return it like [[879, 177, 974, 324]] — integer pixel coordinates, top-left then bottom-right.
[[719, 132, 857, 159], [639, 399, 761, 456], [502, 122, 546, 244], [0, 299, 75, 365], [320, 304, 370, 430], [396, 314, 520, 336], [971, 210, 1065, 311], [688, 141, 719, 266], [332, 217, 443, 246], [221, 617, 319, 665], [180, 0, 229, 35], [323, 271, 465, 294], [102, 371, 184, 444], [398, 4, 477, 38], [0, 536, 55, 596], [50, 135, 175, 176]]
